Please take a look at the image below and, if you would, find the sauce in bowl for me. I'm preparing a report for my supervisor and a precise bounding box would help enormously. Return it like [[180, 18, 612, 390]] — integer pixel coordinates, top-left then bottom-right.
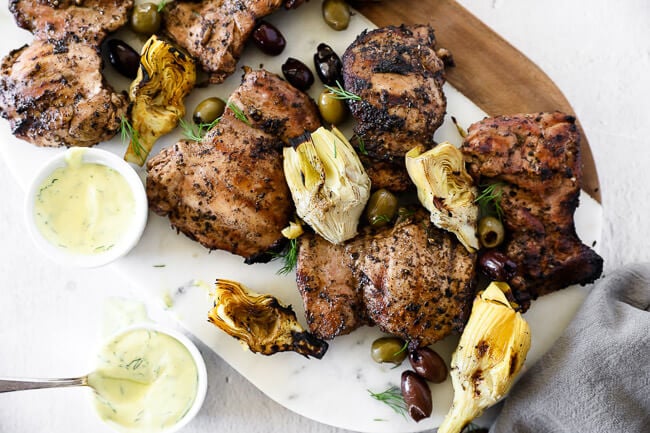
[[88, 327, 201, 433], [33, 148, 136, 255]]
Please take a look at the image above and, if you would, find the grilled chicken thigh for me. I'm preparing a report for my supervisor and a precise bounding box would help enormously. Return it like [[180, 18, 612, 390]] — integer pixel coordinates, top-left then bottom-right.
[[462, 112, 603, 309], [147, 69, 321, 262], [162, 0, 284, 84], [147, 111, 291, 262], [0, 40, 128, 147], [342, 25, 447, 162], [9, 0, 133, 44], [297, 211, 476, 347]]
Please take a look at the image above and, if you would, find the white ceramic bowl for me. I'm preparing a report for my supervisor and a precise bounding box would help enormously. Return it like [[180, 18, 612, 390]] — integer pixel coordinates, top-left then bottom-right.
[[24, 148, 148, 268], [91, 323, 208, 433]]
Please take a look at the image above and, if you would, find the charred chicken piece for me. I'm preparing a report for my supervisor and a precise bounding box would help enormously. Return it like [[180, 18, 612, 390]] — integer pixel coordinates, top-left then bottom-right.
[[9, 0, 133, 44], [147, 111, 291, 263], [208, 279, 328, 358], [162, 0, 284, 84], [147, 68, 320, 262], [229, 68, 321, 143], [0, 39, 127, 147], [297, 211, 476, 347], [342, 25, 447, 162], [359, 154, 414, 193], [462, 112, 603, 309]]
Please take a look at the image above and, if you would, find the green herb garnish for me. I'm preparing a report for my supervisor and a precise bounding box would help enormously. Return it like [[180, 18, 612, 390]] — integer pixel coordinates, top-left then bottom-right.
[[368, 386, 407, 418], [120, 116, 145, 159], [179, 117, 220, 142], [324, 80, 361, 101], [273, 238, 298, 275], [371, 214, 391, 225], [475, 182, 504, 220], [153, 264, 166, 268], [355, 135, 368, 155], [227, 101, 251, 126], [125, 357, 144, 370], [157, 0, 168, 12], [393, 340, 408, 357]]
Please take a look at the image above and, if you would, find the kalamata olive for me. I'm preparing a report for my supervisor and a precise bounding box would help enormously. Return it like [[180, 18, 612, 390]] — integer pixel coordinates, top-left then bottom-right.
[[313, 43, 343, 86], [370, 337, 407, 365], [408, 347, 448, 383], [131, 3, 161, 35], [318, 89, 347, 124], [478, 250, 517, 281], [193, 97, 226, 125], [251, 21, 286, 56], [401, 371, 433, 422], [366, 189, 398, 227], [281, 58, 314, 91], [478, 216, 505, 248], [107, 39, 140, 79], [322, 0, 351, 31]]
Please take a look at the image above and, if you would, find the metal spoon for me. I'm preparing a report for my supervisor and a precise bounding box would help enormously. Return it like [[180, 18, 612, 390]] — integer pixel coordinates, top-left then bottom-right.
[[0, 376, 89, 393]]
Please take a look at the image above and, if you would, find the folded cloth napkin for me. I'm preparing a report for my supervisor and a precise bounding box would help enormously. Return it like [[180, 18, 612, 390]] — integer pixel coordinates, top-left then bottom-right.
[[490, 264, 650, 433]]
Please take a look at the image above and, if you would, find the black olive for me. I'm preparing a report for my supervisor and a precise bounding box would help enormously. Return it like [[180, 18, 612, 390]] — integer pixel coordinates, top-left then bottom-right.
[[281, 58, 314, 91], [478, 250, 517, 281], [401, 371, 432, 422], [409, 347, 448, 383], [251, 21, 286, 56], [313, 43, 343, 86], [107, 40, 140, 79]]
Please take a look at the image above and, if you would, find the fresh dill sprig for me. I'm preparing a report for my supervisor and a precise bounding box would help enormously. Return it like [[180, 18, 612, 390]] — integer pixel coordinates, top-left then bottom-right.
[[368, 386, 407, 418], [120, 116, 145, 159], [324, 80, 361, 101], [227, 101, 251, 126], [179, 117, 220, 141], [355, 135, 368, 155], [475, 182, 504, 220], [393, 340, 408, 357], [157, 0, 168, 12], [371, 214, 391, 225], [274, 238, 298, 275]]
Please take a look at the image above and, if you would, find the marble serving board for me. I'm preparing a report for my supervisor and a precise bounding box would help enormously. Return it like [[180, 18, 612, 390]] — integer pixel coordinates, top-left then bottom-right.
[[0, 1, 602, 432]]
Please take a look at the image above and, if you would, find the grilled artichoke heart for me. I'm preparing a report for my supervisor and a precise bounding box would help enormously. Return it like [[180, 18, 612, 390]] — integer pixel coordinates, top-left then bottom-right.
[[208, 279, 328, 359], [283, 127, 371, 244], [405, 142, 480, 252], [438, 282, 531, 433], [125, 35, 196, 165]]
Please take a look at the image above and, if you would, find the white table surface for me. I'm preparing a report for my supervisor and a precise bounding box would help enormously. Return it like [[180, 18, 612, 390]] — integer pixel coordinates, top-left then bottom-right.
[[1, 1, 649, 432]]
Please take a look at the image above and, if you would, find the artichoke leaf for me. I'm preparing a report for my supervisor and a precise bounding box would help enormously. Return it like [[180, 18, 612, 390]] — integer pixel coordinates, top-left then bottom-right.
[[125, 35, 196, 165], [283, 127, 371, 244], [438, 282, 531, 433], [405, 142, 480, 252], [208, 279, 328, 359]]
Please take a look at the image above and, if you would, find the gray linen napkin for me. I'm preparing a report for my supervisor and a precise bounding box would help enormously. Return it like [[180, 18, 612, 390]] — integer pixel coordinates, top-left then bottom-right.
[[490, 264, 650, 433]]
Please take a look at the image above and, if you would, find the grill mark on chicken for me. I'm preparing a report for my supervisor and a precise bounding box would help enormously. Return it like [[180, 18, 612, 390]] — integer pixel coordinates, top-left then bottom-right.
[[297, 211, 476, 347], [146, 69, 321, 262], [162, 0, 284, 84], [9, 0, 133, 45], [0, 40, 128, 147], [342, 25, 447, 163], [462, 112, 603, 309]]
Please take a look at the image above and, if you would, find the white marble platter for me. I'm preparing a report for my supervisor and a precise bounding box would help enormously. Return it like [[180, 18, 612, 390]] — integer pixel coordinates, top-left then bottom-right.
[[0, 1, 601, 432]]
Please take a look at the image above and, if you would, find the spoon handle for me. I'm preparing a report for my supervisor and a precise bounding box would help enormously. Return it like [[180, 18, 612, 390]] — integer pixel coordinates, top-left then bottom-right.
[[0, 376, 87, 393]]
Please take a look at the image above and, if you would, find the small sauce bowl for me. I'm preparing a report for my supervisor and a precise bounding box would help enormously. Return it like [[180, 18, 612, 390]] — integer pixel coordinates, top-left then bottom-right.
[[89, 324, 208, 433], [24, 148, 148, 268]]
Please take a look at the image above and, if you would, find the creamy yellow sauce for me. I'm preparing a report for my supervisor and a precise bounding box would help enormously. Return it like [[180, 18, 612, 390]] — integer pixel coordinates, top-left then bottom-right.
[[33, 148, 135, 255], [88, 329, 199, 433]]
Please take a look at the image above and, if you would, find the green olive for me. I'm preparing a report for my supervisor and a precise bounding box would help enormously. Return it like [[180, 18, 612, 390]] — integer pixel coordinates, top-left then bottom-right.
[[366, 189, 399, 227], [193, 97, 226, 125], [478, 216, 505, 248], [322, 0, 351, 31], [371, 337, 407, 365], [318, 90, 347, 124], [131, 3, 162, 35]]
